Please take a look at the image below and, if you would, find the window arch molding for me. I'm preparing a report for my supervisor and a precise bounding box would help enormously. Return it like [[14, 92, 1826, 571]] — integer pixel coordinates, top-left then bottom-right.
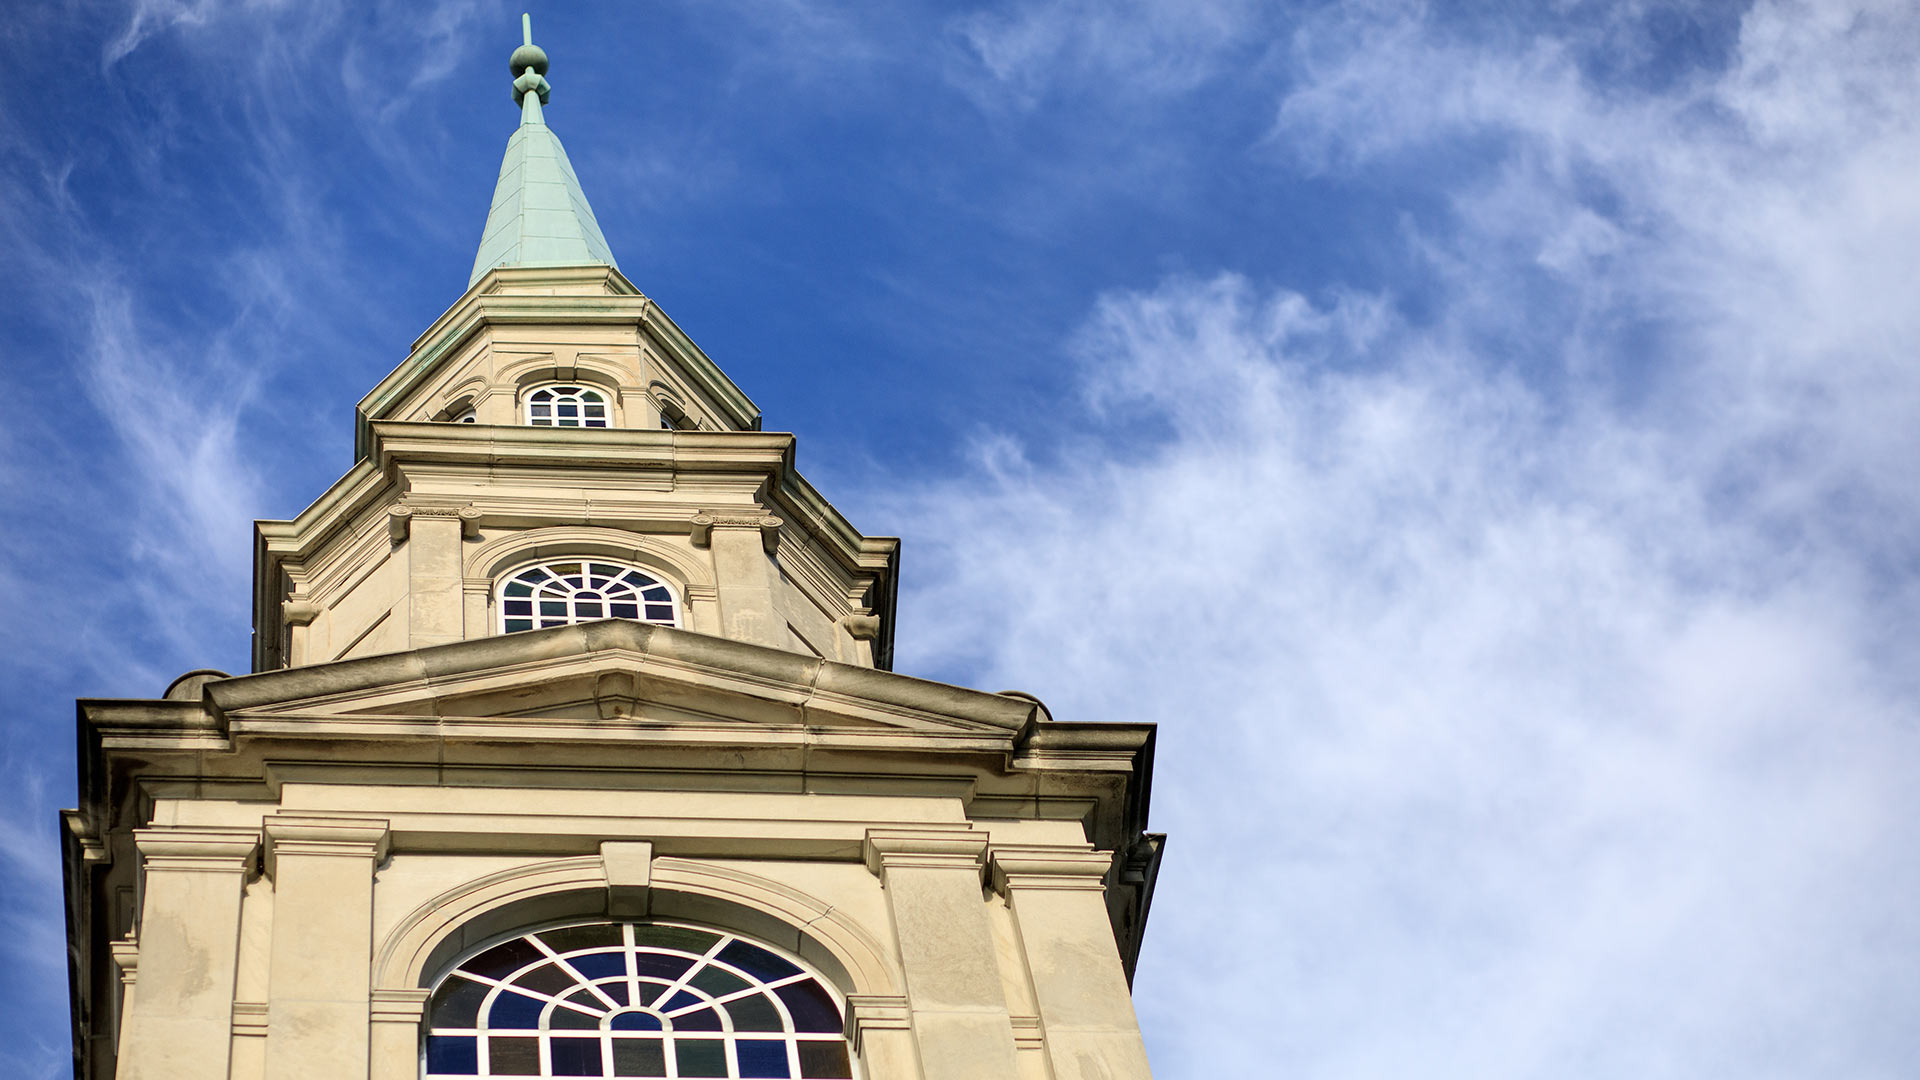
[[500, 360, 629, 427], [469, 529, 712, 596], [500, 358, 628, 395], [495, 558, 683, 633], [431, 375, 491, 423], [434, 395, 479, 424], [372, 857, 899, 1002]]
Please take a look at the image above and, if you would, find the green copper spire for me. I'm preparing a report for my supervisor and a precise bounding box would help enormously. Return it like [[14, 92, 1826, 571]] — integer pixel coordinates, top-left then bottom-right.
[[469, 14, 619, 286]]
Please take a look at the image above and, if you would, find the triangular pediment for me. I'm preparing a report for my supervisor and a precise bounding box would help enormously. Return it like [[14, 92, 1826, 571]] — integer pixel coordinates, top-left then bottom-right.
[[208, 621, 1031, 735]]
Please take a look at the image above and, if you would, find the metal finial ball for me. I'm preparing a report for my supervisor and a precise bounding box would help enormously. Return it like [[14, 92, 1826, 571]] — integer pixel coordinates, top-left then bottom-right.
[[509, 43, 548, 77]]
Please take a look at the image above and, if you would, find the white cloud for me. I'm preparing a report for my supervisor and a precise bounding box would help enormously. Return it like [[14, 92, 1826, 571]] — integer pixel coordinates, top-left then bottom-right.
[[886, 2, 1920, 1075], [947, 0, 1263, 109], [78, 283, 265, 656]]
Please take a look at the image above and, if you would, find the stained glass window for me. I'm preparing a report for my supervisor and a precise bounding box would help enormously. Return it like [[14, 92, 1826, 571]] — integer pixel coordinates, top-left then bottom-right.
[[526, 385, 611, 428], [421, 921, 856, 1079], [497, 562, 680, 634]]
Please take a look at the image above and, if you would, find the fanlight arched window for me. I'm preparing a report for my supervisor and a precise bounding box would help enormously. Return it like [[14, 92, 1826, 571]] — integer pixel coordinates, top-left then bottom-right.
[[526, 385, 611, 428], [422, 921, 856, 1079], [498, 561, 680, 634]]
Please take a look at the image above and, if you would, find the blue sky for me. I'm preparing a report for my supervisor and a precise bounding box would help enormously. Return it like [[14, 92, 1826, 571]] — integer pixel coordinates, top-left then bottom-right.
[[4, 1, 1918, 1077]]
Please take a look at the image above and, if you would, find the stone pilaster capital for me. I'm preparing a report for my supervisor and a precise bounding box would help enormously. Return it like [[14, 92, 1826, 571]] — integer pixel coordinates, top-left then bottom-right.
[[133, 827, 259, 873], [389, 501, 485, 541], [109, 934, 139, 986], [263, 815, 389, 877], [371, 988, 433, 1024], [862, 828, 989, 880], [989, 846, 1114, 895], [844, 994, 911, 1054], [689, 511, 782, 551], [231, 1001, 269, 1038]]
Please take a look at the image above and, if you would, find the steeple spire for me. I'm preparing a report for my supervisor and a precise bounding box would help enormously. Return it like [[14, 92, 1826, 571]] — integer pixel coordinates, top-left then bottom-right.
[[469, 14, 619, 286]]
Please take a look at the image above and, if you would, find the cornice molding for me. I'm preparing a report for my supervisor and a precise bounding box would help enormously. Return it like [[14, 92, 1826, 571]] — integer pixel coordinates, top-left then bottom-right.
[[210, 620, 1036, 733]]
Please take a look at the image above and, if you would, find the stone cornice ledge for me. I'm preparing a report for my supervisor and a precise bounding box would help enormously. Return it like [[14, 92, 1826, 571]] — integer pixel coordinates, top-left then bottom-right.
[[205, 621, 1037, 734]]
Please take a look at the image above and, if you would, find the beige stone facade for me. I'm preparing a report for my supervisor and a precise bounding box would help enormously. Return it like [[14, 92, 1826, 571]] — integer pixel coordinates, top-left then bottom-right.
[[62, 38, 1162, 1079]]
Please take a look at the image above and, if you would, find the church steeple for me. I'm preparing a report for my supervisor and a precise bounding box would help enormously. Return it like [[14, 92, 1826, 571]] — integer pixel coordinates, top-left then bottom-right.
[[60, 20, 1164, 1080], [469, 14, 618, 286]]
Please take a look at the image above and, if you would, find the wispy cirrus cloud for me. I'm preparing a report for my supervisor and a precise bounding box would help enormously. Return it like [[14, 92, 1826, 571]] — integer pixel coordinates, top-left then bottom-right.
[[945, 0, 1266, 110], [886, 2, 1920, 1076]]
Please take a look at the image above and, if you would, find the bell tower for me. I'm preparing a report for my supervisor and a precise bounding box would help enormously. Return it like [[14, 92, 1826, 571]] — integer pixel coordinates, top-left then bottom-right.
[[62, 18, 1164, 1080]]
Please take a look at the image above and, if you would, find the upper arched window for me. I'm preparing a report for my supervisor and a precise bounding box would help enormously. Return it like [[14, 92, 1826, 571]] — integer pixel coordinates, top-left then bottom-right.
[[421, 920, 855, 1079], [498, 561, 680, 634], [526, 385, 611, 428]]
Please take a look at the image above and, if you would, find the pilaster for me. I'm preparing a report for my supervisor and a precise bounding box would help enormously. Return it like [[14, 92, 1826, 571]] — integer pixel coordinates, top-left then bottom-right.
[[263, 815, 390, 1080], [847, 994, 921, 1080], [118, 827, 258, 1080], [694, 512, 787, 648], [991, 847, 1153, 1080], [368, 989, 432, 1080], [108, 933, 139, 1065], [864, 829, 1023, 1080], [399, 507, 474, 648]]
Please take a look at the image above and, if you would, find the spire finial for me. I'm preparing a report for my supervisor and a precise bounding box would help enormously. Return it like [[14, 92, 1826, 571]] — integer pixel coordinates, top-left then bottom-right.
[[469, 12, 619, 285], [509, 13, 551, 120]]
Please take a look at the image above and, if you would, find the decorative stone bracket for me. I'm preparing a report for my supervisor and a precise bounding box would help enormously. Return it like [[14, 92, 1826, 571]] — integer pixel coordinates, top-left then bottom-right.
[[842, 612, 881, 640], [281, 599, 322, 627], [601, 840, 653, 917], [388, 503, 483, 542], [688, 511, 781, 553]]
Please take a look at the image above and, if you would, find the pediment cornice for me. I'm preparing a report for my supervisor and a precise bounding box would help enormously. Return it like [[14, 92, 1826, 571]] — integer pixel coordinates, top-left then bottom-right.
[[208, 621, 1031, 732], [357, 265, 760, 456]]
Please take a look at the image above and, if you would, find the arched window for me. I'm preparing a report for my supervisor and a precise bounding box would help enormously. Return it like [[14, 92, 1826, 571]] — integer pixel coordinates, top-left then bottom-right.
[[498, 561, 680, 634], [421, 920, 856, 1079], [526, 385, 611, 428]]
